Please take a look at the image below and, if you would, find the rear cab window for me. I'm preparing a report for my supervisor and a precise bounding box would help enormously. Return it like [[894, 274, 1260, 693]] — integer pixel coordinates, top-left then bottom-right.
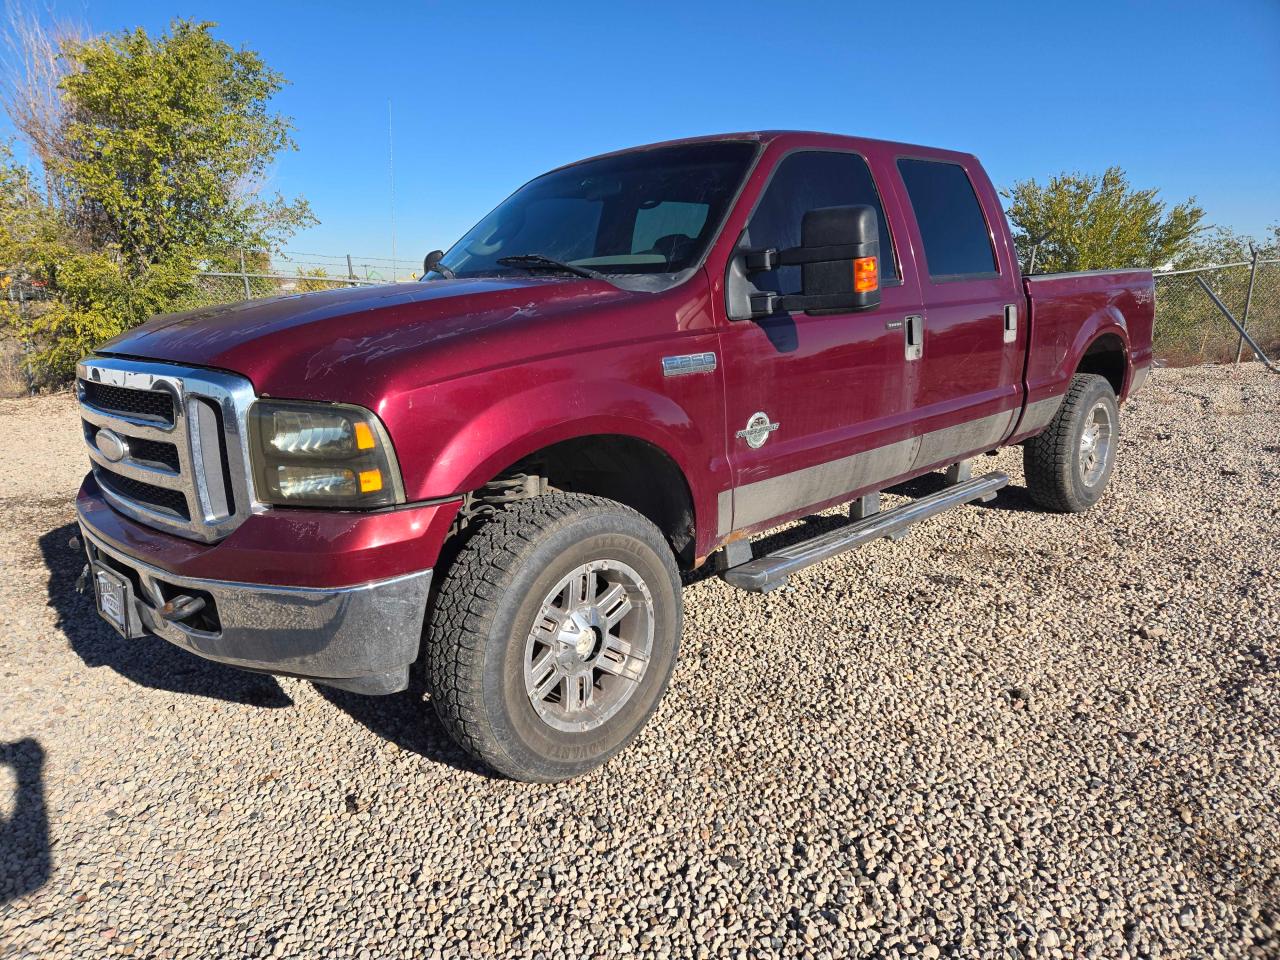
[[896, 158, 998, 280], [744, 150, 900, 297]]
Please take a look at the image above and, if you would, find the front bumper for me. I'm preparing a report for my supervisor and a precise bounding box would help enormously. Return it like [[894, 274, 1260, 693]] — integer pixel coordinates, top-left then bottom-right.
[[75, 478, 455, 694]]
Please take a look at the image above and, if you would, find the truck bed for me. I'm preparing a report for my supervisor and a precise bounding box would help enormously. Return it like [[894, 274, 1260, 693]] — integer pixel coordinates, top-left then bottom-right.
[[1021, 268, 1156, 415]]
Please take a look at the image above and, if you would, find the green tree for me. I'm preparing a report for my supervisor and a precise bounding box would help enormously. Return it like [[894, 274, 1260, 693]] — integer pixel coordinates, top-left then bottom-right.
[[55, 20, 312, 265], [2, 18, 314, 384], [294, 266, 337, 293], [0, 141, 39, 259], [1002, 167, 1204, 273], [0, 142, 40, 346]]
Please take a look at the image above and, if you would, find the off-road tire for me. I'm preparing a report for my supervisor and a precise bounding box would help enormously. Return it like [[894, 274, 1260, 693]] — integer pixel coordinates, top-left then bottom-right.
[[425, 493, 682, 782], [1023, 373, 1120, 513]]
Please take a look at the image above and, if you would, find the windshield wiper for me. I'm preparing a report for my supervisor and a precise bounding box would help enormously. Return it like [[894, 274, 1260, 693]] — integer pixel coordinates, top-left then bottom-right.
[[495, 254, 607, 281]]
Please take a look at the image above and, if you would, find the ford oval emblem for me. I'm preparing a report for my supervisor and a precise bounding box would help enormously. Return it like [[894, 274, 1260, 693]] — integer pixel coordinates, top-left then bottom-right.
[[95, 428, 129, 463]]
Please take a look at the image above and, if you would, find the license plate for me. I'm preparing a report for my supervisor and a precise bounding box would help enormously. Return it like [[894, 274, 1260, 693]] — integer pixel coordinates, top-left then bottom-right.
[[93, 565, 132, 637]]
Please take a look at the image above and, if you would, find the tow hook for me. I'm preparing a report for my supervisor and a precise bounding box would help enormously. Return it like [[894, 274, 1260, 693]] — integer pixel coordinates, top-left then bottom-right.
[[159, 594, 207, 623], [75, 563, 90, 595]]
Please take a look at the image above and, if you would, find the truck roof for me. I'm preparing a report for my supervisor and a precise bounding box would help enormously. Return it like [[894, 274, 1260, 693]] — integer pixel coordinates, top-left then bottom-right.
[[551, 130, 978, 173]]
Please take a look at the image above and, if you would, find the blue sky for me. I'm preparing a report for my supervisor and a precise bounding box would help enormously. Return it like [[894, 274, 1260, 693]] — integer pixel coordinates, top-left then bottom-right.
[[6, 0, 1279, 268]]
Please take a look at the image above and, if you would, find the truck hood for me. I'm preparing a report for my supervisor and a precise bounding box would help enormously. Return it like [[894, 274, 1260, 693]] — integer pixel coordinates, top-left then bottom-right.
[[98, 276, 632, 397]]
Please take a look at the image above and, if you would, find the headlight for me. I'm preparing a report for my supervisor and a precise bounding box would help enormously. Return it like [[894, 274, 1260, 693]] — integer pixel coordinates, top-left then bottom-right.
[[249, 400, 404, 508]]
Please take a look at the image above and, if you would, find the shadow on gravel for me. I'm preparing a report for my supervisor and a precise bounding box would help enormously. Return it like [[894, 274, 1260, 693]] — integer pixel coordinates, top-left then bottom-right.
[[0, 738, 50, 905], [38, 522, 292, 708], [317, 667, 488, 776], [971, 483, 1040, 513]]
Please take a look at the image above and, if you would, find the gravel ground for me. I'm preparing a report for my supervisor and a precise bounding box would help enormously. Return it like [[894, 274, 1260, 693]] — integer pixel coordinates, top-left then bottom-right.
[[2, 363, 1278, 959]]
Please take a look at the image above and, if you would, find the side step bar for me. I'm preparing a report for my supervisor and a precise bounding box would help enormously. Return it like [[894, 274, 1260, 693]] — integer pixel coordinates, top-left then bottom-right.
[[721, 471, 1008, 593]]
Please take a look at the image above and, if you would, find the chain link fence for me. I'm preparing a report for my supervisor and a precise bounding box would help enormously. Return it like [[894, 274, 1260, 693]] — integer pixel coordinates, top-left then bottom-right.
[[191, 254, 1277, 369], [181, 249, 420, 309], [6, 252, 1277, 397], [191, 251, 1280, 370], [1, 273, 53, 395], [0, 254, 400, 396], [269, 251, 420, 283], [1152, 259, 1279, 366], [184, 270, 378, 309]]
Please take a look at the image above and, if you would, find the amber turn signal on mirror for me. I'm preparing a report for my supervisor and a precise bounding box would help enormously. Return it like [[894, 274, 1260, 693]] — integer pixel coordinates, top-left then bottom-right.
[[853, 256, 879, 293]]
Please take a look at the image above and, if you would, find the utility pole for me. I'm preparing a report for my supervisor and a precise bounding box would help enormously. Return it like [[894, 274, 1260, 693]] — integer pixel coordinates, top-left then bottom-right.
[[388, 99, 398, 282]]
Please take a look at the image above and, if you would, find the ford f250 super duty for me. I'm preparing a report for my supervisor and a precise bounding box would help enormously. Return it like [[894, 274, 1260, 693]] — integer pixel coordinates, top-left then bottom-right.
[[74, 131, 1154, 781]]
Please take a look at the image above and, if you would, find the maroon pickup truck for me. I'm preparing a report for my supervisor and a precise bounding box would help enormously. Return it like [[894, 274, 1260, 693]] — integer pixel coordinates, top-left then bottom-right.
[[75, 131, 1154, 781]]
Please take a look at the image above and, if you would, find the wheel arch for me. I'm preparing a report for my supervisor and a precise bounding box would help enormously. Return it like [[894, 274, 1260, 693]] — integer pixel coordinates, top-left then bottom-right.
[[1066, 307, 1131, 399], [404, 373, 721, 566], [476, 432, 700, 567], [1075, 331, 1128, 398]]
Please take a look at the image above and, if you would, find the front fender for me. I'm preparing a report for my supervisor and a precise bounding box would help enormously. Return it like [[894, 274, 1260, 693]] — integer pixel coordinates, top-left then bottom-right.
[[432, 380, 705, 495], [382, 361, 728, 559]]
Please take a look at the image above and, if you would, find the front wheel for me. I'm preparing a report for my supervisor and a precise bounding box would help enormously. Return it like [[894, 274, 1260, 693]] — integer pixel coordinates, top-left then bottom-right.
[[1023, 373, 1120, 513], [425, 493, 682, 782]]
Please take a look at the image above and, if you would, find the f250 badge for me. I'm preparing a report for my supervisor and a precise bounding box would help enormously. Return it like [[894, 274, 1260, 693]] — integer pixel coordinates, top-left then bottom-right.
[[736, 411, 779, 449]]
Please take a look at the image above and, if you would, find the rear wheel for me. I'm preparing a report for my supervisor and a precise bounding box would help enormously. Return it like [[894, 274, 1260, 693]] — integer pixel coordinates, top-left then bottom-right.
[[425, 493, 681, 782], [1023, 373, 1120, 513]]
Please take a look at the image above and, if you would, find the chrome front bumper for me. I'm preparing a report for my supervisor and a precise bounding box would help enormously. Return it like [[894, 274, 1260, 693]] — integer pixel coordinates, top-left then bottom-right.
[[78, 521, 432, 694]]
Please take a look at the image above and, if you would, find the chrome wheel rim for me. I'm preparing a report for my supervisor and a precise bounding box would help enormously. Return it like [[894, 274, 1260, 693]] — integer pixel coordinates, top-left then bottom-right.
[[523, 560, 654, 733], [1079, 400, 1114, 487]]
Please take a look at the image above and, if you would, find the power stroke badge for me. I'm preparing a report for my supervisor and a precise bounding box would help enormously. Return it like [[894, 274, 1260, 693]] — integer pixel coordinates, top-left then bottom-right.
[[736, 411, 779, 449]]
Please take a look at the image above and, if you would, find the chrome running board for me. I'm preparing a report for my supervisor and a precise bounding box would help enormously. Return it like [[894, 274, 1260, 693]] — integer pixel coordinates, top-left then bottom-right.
[[721, 471, 1008, 593]]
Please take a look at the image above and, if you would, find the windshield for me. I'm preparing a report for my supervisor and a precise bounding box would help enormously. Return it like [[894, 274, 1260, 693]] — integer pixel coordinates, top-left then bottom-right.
[[429, 141, 758, 289]]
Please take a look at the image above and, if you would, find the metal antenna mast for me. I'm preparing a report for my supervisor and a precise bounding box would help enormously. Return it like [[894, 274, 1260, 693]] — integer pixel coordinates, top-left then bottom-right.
[[388, 99, 397, 281]]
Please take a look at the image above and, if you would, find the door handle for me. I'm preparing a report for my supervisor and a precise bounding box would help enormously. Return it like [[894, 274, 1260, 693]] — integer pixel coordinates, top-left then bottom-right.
[[1003, 303, 1018, 344], [904, 315, 923, 361]]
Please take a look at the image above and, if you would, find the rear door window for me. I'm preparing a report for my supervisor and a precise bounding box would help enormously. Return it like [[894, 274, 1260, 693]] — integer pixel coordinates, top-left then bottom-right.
[[745, 151, 899, 296], [896, 159, 997, 279]]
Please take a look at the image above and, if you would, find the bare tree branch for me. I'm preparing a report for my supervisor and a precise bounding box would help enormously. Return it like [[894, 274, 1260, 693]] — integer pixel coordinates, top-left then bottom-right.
[[0, 1, 83, 203]]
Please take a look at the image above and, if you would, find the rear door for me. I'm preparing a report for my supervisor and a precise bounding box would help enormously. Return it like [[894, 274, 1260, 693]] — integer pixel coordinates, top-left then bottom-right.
[[893, 157, 1025, 468], [717, 149, 925, 536]]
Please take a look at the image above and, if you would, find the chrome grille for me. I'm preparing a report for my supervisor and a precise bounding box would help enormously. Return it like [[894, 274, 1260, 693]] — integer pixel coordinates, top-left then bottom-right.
[[97, 470, 192, 520], [80, 379, 176, 425], [80, 420, 182, 471], [77, 357, 258, 542], [122, 435, 182, 471]]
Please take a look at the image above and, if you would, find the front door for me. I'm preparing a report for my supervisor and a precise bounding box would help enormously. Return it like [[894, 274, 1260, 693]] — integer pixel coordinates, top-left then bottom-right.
[[717, 149, 924, 537]]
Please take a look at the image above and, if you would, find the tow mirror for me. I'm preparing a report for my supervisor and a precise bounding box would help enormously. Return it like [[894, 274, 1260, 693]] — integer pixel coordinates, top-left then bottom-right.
[[423, 249, 455, 279], [728, 204, 881, 319], [797, 205, 880, 313]]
